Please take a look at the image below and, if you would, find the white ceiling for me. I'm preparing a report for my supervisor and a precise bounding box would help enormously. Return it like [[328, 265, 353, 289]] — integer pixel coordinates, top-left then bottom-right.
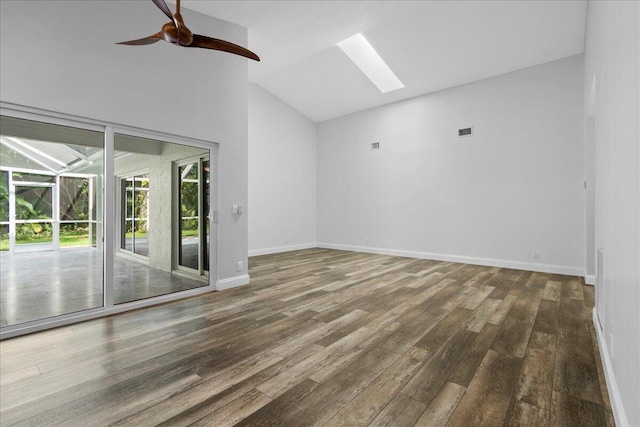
[[182, 0, 587, 122]]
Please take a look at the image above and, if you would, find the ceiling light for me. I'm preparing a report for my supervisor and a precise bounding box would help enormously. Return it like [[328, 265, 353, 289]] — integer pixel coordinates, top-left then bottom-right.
[[337, 33, 404, 93]]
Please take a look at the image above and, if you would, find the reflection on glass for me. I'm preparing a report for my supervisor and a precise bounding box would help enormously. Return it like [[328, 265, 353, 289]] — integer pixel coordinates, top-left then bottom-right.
[[0, 224, 8, 251], [0, 117, 215, 329], [15, 221, 53, 246], [0, 116, 104, 327], [203, 161, 210, 272], [14, 185, 53, 220], [134, 174, 149, 256], [12, 173, 54, 183], [91, 176, 98, 248], [120, 173, 149, 256], [59, 176, 94, 248], [13, 184, 54, 249], [114, 134, 209, 305], [123, 177, 133, 251], [179, 163, 199, 270], [0, 171, 7, 252]]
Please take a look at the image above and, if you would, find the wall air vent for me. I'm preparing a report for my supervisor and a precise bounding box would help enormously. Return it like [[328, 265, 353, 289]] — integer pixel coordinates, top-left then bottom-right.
[[458, 127, 473, 137], [370, 142, 380, 150]]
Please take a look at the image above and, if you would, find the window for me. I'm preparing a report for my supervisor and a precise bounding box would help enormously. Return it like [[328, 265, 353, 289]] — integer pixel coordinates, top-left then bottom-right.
[[120, 173, 149, 257], [177, 157, 210, 274]]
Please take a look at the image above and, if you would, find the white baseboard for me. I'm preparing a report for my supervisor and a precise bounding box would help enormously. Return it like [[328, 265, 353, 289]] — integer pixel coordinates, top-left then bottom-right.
[[316, 242, 584, 276], [249, 243, 317, 257], [592, 308, 629, 427], [216, 274, 250, 291], [584, 274, 596, 285]]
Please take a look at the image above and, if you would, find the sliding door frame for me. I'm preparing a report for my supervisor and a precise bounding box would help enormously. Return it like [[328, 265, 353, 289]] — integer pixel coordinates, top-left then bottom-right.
[[174, 155, 211, 277], [0, 102, 219, 339], [116, 169, 151, 261]]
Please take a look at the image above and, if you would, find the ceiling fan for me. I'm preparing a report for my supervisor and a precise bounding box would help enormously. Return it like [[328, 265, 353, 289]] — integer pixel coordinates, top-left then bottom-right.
[[117, 0, 260, 61]]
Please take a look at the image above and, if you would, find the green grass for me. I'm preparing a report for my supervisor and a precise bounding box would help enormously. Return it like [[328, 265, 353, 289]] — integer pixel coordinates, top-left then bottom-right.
[[181, 229, 199, 237], [59, 235, 91, 247], [0, 234, 91, 251], [0, 229, 203, 251], [124, 231, 147, 238]]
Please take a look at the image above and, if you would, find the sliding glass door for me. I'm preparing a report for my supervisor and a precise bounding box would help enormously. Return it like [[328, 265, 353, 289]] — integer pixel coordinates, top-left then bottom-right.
[[1, 111, 216, 336], [0, 116, 104, 327], [120, 173, 149, 257], [177, 158, 210, 274], [114, 135, 211, 305]]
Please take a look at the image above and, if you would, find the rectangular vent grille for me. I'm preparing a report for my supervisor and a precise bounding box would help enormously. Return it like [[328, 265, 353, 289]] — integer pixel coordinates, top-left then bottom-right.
[[370, 142, 380, 150], [458, 127, 473, 137]]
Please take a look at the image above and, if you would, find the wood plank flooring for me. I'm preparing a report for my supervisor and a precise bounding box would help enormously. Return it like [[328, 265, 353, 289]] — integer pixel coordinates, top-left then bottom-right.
[[0, 248, 614, 426]]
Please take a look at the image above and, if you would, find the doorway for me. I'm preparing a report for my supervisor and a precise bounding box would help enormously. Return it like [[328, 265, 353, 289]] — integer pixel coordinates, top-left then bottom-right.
[[119, 172, 150, 257], [1, 111, 218, 336], [176, 157, 210, 275]]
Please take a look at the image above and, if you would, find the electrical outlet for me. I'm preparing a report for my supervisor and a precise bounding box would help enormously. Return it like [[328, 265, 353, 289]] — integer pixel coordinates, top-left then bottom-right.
[[533, 251, 540, 260], [236, 261, 243, 272]]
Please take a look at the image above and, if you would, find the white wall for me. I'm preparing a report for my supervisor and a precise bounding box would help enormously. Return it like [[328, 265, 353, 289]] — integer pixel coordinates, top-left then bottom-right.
[[584, 117, 596, 281], [317, 55, 585, 275], [248, 84, 316, 255], [0, 1, 249, 283], [583, 1, 640, 426]]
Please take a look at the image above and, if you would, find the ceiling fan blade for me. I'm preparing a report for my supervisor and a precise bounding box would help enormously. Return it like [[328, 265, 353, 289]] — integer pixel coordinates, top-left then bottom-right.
[[152, 0, 174, 22], [189, 34, 260, 61], [117, 33, 164, 45]]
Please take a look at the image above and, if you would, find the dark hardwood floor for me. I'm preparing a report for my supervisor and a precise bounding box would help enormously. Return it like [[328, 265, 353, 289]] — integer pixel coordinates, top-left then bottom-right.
[[0, 249, 614, 426]]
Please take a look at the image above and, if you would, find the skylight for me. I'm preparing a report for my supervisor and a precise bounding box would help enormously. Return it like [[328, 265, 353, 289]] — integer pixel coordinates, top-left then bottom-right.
[[337, 33, 404, 93]]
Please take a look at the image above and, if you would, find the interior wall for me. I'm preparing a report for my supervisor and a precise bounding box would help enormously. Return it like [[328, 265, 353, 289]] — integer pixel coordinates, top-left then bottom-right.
[[248, 84, 316, 255], [583, 1, 640, 425], [317, 55, 585, 275], [0, 0, 249, 283], [584, 117, 596, 280]]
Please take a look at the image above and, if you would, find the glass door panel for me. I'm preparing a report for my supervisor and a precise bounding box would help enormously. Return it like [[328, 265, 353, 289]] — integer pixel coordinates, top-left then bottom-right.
[[113, 134, 209, 305], [203, 161, 210, 272], [133, 174, 149, 257], [0, 116, 104, 327], [59, 176, 91, 248], [176, 159, 210, 274], [13, 184, 54, 252], [90, 176, 98, 248], [179, 163, 199, 270], [122, 177, 134, 252], [0, 114, 216, 333], [0, 171, 8, 252], [120, 174, 149, 257]]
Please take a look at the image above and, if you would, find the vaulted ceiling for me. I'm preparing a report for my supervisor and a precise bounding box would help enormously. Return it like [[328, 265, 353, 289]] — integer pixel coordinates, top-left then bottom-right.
[[182, 1, 587, 122]]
